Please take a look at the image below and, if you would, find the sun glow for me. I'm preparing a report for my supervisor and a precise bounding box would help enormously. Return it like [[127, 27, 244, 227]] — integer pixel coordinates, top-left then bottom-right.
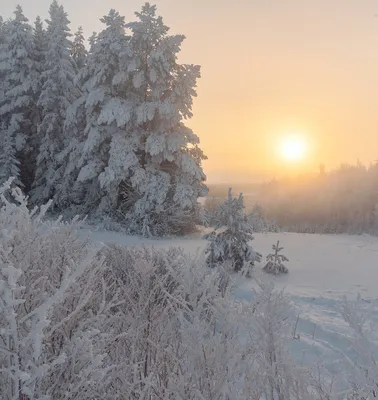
[[279, 135, 307, 162]]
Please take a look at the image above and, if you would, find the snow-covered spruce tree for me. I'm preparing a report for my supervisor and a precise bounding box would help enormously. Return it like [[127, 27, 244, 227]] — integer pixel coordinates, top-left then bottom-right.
[[88, 31, 97, 50], [22, 15, 47, 191], [32, 0, 80, 204], [0, 15, 4, 36], [263, 240, 289, 275], [0, 20, 15, 185], [0, 122, 21, 186], [202, 196, 223, 227], [204, 188, 261, 274], [32, 16, 47, 107], [0, 15, 9, 88], [0, 16, 7, 96], [33, 16, 46, 63], [249, 202, 268, 232], [0, 16, 6, 62], [54, 28, 92, 211], [53, 28, 90, 210], [71, 26, 87, 70], [65, 4, 207, 236], [0, 6, 41, 190], [120, 3, 207, 235], [0, 16, 8, 109], [55, 9, 131, 213]]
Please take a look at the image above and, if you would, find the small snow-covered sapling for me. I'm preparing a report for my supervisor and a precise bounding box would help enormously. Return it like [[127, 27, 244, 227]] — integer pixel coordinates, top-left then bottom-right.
[[263, 240, 289, 275], [204, 188, 261, 274]]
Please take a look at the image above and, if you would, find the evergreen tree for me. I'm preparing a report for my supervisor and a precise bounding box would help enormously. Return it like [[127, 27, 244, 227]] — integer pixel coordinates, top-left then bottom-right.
[[71, 26, 87, 70], [204, 188, 261, 274], [27, 15, 47, 181], [120, 3, 207, 235], [263, 240, 289, 275], [0, 16, 6, 52], [56, 4, 207, 236], [33, 16, 47, 78], [32, 0, 79, 203], [0, 16, 8, 106], [88, 31, 97, 48], [0, 16, 8, 52], [0, 16, 8, 156], [249, 202, 268, 232], [0, 6, 40, 190], [19, 15, 48, 191], [56, 9, 130, 212], [0, 122, 21, 186]]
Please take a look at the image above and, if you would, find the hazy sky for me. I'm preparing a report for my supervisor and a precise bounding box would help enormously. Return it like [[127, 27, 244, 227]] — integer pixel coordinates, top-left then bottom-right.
[[2, 0, 378, 183]]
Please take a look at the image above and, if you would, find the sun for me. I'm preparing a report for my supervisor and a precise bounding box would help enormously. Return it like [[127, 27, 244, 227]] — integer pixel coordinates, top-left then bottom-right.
[[279, 135, 307, 162]]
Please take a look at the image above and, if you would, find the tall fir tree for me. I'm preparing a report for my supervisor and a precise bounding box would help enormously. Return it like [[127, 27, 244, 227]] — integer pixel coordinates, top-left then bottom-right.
[[59, 4, 207, 235], [57, 9, 134, 213], [88, 31, 97, 52], [0, 16, 6, 52], [26, 15, 47, 186], [33, 16, 47, 80], [0, 6, 39, 189], [71, 26, 87, 70], [0, 122, 21, 186], [0, 16, 7, 54], [0, 18, 10, 184], [0, 16, 7, 109], [0, 16, 8, 171], [32, 0, 80, 203], [120, 3, 208, 235]]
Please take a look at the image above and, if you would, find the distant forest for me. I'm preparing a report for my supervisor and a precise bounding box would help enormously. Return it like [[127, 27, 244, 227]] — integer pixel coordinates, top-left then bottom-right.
[[205, 161, 378, 235]]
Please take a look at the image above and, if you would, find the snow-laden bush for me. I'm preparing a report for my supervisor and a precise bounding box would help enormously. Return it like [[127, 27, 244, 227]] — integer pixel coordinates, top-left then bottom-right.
[[0, 178, 115, 399], [123, 203, 202, 238], [246, 281, 311, 399], [98, 244, 228, 397], [99, 243, 312, 399], [339, 296, 378, 399]]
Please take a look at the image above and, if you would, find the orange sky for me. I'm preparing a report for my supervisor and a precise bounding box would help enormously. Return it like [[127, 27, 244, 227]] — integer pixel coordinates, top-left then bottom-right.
[[3, 0, 378, 183]]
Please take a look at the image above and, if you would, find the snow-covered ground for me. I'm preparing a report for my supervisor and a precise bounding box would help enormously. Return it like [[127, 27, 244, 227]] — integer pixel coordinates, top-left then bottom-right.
[[89, 228, 378, 383]]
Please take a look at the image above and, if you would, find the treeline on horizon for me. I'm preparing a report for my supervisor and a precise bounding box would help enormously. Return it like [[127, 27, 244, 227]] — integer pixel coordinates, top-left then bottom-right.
[[206, 161, 378, 235]]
